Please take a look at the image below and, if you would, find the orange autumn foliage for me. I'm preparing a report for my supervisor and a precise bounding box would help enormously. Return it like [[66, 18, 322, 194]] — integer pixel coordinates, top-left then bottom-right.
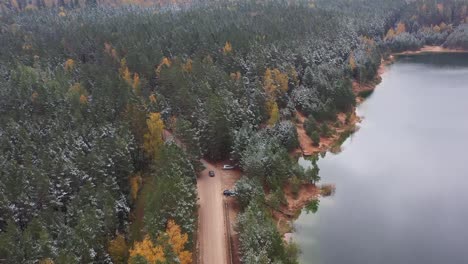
[[31, 91, 39, 102], [104, 42, 113, 55], [223, 41, 233, 54], [143, 113, 165, 160], [265, 100, 279, 126], [128, 220, 192, 264], [166, 115, 178, 131], [129, 174, 142, 202], [108, 234, 128, 263], [437, 3, 444, 14], [38, 258, 54, 264], [133, 73, 141, 94], [161, 57, 172, 67], [439, 22, 448, 32], [396, 22, 406, 35], [166, 220, 192, 264], [263, 68, 289, 98], [149, 94, 157, 103], [119, 58, 142, 94], [120, 58, 132, 85], [79, 94, 88, 104], [69, 83, 83, 94], [129, 235, 165, 263], [156, 57, 172, 75], [64, 58, 75, 71], [22, 43, 32, 51], [360, 36, 375, 46], [230, 71, 241, 81], [104, 42, 119, 61], [68, 83, 88, 105], [182, 59, 193, 73], [385, 28, 395, 40]]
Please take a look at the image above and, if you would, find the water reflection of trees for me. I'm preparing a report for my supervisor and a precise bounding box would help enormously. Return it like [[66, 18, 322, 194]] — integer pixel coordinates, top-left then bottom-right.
[[299, 153, 337, 216], [305, 199, 320, 214]]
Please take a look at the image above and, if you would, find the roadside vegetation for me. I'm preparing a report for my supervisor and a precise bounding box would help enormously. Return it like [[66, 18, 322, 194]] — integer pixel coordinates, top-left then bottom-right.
[[0, 0, 466, 263]]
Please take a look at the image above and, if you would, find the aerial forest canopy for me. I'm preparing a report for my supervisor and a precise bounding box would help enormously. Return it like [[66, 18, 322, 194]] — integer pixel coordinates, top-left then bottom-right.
[[0, 0, 467, 263]]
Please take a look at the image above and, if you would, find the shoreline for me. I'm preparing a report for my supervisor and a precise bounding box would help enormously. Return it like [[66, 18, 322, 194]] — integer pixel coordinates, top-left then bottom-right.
[[393, 45, 468, 56], [276, 60, 388, 240], [279, 45, 465, 241]]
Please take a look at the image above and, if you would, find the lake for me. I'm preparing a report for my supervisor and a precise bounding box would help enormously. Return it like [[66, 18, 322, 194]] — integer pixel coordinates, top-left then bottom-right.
[[294, 53, 468, 264]]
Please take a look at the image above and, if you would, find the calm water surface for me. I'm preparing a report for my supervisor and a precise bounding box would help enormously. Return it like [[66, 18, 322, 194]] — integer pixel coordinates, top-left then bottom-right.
[[294, 53, 468, 264]]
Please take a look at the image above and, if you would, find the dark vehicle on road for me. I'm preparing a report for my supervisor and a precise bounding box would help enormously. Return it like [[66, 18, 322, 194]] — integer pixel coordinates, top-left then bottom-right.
[[223, 190, 237, 196], [209, 171, 215, 177]]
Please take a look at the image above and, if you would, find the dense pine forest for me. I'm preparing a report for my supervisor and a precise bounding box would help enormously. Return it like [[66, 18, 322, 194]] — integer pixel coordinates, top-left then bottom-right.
[[0, 0, 467, 263]]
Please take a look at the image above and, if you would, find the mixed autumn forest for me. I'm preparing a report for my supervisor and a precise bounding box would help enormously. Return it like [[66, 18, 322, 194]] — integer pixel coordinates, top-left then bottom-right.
[[0, 0, 467, 263]]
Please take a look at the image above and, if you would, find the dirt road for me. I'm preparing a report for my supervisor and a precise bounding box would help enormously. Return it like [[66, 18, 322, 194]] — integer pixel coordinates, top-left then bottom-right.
[[164, 130, 238, 263], [197, 160, 228, 264]]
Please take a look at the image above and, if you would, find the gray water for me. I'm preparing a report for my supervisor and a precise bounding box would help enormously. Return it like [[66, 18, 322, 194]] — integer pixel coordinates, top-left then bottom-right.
[[294, 53, 468, 264]]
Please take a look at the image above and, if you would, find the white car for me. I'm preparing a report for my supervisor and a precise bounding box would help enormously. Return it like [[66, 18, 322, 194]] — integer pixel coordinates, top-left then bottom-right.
[[222, 165, 235, 170]]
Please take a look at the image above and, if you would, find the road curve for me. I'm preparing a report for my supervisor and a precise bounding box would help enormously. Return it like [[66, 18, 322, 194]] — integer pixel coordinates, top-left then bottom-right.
[[197, 160, 228, 264]]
